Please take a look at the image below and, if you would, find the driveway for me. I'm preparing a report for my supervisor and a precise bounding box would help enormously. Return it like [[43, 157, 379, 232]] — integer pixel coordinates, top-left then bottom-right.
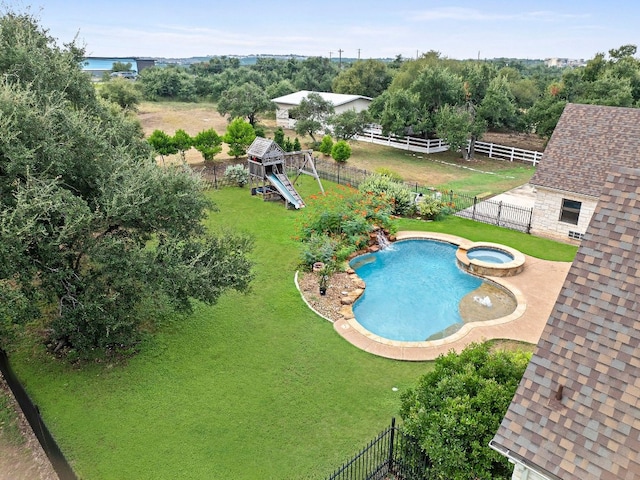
[[488, 183, 537, 209]]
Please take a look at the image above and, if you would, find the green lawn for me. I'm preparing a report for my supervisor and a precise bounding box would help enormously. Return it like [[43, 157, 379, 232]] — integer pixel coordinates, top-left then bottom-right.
[[347, 141, 537, 196], [9, 177, 576, 479]]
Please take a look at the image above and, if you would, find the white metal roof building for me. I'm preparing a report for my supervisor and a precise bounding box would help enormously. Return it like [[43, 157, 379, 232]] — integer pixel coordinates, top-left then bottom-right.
[[271, 90, 371, 128]]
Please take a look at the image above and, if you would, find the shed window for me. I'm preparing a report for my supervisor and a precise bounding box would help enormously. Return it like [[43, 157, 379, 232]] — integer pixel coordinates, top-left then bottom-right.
[[560, 199, 581, 225]]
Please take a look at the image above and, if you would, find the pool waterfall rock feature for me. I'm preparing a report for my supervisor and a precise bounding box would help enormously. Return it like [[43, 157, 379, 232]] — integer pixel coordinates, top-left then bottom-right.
[[376, 230, 393, 250]]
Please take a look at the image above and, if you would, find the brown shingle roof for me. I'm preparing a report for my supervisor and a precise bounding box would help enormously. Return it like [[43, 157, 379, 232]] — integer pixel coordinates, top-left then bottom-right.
[[247, 137, 285, 160], [531, 104, 640, 197], [491, 165, 640, 480]]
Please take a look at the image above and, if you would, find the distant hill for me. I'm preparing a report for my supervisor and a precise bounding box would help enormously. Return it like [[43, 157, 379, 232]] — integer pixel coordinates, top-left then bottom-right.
[[154, 54, 398, 67]]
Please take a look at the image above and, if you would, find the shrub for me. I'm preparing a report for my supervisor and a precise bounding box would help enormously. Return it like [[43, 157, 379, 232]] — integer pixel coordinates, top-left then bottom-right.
[[375, 167, 403, 183], [223, 164, 249, 187], [301, 233, 339, 267], [331, 140, 352, 163], [319, 135, 334, 156], [358, 174, 414, 216], [295, 185, 395, 264], [417, 196, 447, 220]]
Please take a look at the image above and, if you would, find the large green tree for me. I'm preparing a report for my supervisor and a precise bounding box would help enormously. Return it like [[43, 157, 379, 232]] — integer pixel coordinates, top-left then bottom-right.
[[217, 82, 274, 126], [0, 12, 254, 358], [329, 109, 370, 141], [332, 59, 392, 98], [290, 92, 335, 145], [400, 343, 530, 480], [477, 75, 518, 131], [369, 89, 420, 137]]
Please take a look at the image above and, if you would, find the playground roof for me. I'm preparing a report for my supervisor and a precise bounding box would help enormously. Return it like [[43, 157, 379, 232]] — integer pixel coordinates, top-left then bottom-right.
[[247, 137, 285, 161]]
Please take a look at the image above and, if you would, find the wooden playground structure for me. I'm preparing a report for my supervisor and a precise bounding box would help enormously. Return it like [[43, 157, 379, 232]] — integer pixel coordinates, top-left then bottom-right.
[[247, 137, 323, 209]]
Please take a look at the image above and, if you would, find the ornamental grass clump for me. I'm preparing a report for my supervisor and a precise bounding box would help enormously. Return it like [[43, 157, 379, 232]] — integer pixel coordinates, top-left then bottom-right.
[[295, 184, 395, 268], [223, 164, 249, 187], [358, 173, 414, 216]]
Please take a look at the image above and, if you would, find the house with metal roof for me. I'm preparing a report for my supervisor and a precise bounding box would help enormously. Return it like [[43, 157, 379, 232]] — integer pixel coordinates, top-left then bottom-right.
[[529, 103, 640, 242], [271, 90, 371, 128], [491, 164, 640, 480]]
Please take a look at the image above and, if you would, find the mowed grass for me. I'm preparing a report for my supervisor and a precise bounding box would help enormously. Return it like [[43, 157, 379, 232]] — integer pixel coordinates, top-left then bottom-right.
[[8, 98, 567, 479], [345, 141, 536, 196], [11, 178, 433, 480], [10, 178, 576, 479]]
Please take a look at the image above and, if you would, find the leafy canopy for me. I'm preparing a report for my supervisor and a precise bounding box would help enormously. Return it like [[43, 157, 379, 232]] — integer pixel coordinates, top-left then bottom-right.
[[217, 81, 274, 126], [290, 92, 335, 144], [0, 11, 254, 359], [400, 343, 530, 480], [223, 117, 256, 158]]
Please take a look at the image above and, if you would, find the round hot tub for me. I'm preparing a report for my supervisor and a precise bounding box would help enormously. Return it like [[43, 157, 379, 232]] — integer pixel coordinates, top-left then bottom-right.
[[467, 247, 514, 264], [456, 242, 525, 277]]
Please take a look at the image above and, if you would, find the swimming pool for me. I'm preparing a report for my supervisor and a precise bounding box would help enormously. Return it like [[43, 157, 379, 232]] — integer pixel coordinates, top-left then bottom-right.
[[350, 239, 503, 341]]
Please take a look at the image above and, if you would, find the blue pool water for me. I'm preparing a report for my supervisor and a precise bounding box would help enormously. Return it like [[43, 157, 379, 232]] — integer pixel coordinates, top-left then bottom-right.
[[350, 240, 482, 341], [467, 247, 513, 264]]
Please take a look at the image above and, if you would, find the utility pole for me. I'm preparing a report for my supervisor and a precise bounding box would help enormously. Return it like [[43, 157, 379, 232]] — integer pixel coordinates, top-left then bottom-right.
[[338, 49, 343, 68]]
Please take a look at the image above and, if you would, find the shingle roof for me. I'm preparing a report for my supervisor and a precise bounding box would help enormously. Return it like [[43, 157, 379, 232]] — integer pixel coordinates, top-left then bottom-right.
[[491, 165, 640, 480], [247, 137, 284, 160], [271, 90, 372, 107], [530, 103, 640, 197]]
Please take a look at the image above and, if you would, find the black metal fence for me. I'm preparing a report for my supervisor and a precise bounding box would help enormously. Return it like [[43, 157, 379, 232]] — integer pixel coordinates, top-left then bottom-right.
[[199, 152, 533, 233], [326, 418, 431, 480], [0, 349, 77, 480], [454, 194, 533, 233], [285, 157, 534, 234]]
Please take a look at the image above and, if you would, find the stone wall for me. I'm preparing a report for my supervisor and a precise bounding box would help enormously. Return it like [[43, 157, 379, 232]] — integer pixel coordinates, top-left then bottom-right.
[[530, 187, 597, 242]]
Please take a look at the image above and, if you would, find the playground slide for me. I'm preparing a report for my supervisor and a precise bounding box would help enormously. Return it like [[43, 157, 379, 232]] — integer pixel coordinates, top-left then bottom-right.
[[266, 173, 305, 209]]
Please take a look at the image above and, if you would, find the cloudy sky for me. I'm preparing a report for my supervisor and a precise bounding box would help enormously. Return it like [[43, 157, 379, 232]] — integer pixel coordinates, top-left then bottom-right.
[[29, 0, 638, 60]]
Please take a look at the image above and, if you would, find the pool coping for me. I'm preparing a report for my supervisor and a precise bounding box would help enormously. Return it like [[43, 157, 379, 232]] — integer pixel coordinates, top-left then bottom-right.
[[296, 231, 573, 361]]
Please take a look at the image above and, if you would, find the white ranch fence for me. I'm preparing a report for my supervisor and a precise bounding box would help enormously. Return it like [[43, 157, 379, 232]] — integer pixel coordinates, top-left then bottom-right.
[[356, 127, 543, 166], [355, 130, 449, 154]]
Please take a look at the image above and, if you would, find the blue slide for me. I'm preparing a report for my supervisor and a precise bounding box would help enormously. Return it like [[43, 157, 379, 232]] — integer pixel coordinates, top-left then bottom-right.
[[266, 173, 305, 209]]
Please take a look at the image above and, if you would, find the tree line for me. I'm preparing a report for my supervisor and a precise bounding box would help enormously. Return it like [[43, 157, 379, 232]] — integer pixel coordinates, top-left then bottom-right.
[[102, 44, 640, 158]]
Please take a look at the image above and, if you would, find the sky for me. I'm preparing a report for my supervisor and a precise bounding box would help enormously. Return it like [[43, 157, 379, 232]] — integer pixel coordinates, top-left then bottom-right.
[[23, 0, 640, 60]]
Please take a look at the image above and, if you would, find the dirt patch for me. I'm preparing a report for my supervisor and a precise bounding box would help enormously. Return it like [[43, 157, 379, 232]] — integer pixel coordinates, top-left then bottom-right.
[[0, 375, 59, 480], [297, 271, 354, 322], [137, 101, 279, 167], [481, 131, 546, 152]]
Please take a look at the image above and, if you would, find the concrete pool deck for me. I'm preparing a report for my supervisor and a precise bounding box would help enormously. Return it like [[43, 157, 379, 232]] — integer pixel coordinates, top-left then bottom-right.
[[331, 231, 572, 361]]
